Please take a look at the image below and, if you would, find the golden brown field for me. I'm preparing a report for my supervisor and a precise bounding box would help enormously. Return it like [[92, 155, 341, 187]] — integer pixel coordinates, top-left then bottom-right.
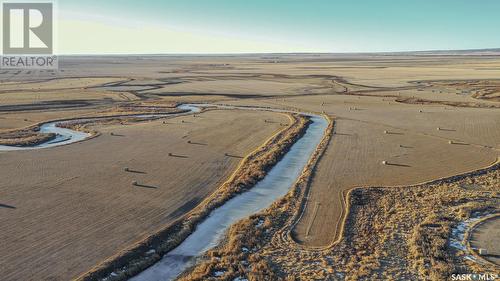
[[0, 109, 289, 280], [0, 53, 499, 280]]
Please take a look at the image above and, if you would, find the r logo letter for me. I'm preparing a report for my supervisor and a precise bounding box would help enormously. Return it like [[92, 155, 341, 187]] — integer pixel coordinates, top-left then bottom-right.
[[29, 8, 49, 48]]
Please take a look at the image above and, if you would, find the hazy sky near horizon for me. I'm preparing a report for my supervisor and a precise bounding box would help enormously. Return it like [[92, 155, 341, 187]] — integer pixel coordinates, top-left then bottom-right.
[[58, 0, 500, 54]]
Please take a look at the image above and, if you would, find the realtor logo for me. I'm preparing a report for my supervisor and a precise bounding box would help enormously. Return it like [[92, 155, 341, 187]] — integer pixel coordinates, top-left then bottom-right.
[[3, 2, 53, 54], [1, 2, 57, 69]]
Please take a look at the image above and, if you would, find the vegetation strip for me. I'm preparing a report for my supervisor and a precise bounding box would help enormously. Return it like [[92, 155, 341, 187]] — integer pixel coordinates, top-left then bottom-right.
[[177, 113, 335, 280], [74, 110, 311, 281], [0, 125, 56, 146]]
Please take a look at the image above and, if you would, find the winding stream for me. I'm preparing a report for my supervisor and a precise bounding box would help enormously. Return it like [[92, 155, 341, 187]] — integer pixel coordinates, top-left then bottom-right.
[[131, 105, 328, 281], [0, 122, 90, 151], [0, 104, 200, 152], [0, 104, 328, 281]]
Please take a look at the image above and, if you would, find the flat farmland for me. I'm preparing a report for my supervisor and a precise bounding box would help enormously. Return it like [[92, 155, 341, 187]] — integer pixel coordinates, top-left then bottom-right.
[[292, 116, 496, 246], [0, 109, 288, 281], [262, 95, 499, 247], [226, 91, 499, 247]]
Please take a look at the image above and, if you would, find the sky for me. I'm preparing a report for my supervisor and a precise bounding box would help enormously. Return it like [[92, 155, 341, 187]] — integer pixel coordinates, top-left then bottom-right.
[[56, 0, 500, 54]]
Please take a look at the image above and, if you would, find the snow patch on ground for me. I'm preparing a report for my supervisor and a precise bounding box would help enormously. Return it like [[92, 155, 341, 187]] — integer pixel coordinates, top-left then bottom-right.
[[214, 270, 226, 277], [448, 214, 490, 261]]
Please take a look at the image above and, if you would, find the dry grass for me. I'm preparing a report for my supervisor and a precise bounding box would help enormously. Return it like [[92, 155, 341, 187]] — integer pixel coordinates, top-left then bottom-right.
[[396, 96, 500, 108], [179, 160, 498, 280], [0, 126, 55, 146], [427, 80, 500, 102], [103, 101, 179, 114]]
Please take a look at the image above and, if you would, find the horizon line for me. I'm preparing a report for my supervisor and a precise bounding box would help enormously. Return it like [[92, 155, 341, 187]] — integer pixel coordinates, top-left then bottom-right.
[[57, 47, 500, 57]]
